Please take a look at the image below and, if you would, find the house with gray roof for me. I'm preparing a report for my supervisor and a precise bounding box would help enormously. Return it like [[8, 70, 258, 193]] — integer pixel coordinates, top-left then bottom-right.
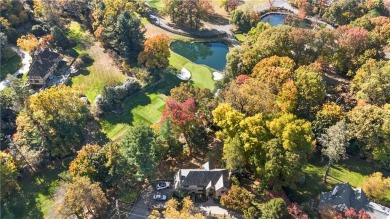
[[174, 162, 231, 198], [319, 182, 390, 219], [27, 49, 61, 86]]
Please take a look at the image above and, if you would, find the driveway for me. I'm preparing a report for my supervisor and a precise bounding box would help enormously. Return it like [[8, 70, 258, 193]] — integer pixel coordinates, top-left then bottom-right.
[[127, 182, 173, 219], [126, 186, 153, 219], [196, 199, 243, 219], [0, 46, 32, 90]]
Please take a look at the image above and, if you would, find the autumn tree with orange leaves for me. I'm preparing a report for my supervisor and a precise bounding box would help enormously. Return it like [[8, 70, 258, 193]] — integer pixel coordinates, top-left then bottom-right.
[[138, 34, 170, 69]]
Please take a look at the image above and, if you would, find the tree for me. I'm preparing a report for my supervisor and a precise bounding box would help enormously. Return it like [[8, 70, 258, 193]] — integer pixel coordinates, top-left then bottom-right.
[[230, 9, 261, 33], [0, 151, 19, 199], [51, 26, 70, 49], [220, 185, 254, 212], [352, 59, 390, 105], [288, 203, 309, 219], [221, 77, 277, 116], [162, 0, 214, 30], [13, 85, 89, 158], [314, 102, 344, 134], [161, 98, 201, 155], [362, 172, 390, 204], [276, 80, 298, 113], [220, 0, 238, 12], [120, 124, 161, 180], [103, 10, 145, 62], [16, 34, 39, 53], [347, 104, 390, 168], [160, 197, 204, 219], [69, 144, 107, 185], [251, 56, 295, 93], [57, 176, 108, 218], [157, 119, 183, 158], [170, 83, 216, 124], [294, 66, 326, 116], [261, 198, 288, 219], [138, 34, 170, 69], [319, 120, 349, 183]]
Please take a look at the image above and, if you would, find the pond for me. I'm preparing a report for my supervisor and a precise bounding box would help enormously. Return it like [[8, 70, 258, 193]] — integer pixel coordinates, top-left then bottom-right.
[[170, 41, 229, 71], [260, 14, 287, 26]]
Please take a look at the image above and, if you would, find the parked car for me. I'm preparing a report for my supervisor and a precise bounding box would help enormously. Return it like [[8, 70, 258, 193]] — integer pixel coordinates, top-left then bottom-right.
[[153, 194, 167, 201], [156, 182, 170, 190], [151, 203, 166, 210]]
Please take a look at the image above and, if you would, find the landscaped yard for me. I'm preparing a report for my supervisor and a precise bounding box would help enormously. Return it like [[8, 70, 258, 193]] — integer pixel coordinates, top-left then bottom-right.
[[2, 158, 71, 219], [66, 22, 126, 101], [169, 51, 215, 91], [289, 156, 390, 203], [0, 55, 21, 80], [100, 71, 182, 142], [100, 50, 217, 142]]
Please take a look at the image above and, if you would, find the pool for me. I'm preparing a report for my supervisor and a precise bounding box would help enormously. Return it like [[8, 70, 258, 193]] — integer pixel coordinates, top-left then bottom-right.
[[260, 14, 287, 26], [170, 41, 229, 71]]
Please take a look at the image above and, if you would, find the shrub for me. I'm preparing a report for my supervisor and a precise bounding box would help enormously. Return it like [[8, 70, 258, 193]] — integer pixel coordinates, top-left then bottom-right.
[[78, 53, 94, 64], [1, 47, 17, 60], [31, 25, 46, 36]]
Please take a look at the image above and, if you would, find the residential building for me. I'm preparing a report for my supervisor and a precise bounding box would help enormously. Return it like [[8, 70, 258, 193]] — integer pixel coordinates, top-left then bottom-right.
[[319, 182, 390, 219], [174, 162, 230, 198], [27, 49, 61, 86]]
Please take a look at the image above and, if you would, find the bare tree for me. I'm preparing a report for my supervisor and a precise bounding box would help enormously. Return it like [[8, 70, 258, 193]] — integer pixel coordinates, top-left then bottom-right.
[[319, 120, 349, 183]]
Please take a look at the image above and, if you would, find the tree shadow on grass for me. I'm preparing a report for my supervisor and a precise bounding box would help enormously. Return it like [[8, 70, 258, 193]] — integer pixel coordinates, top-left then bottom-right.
[[1, 158, 71, 219], [337, 157, 390, 177], [101, 69, 182, 127]]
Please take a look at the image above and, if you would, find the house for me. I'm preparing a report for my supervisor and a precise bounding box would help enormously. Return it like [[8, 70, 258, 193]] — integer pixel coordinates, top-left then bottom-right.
[[319, 182, 390, 219], [174, 162, 231, 198], [27, 49, 61, 86]]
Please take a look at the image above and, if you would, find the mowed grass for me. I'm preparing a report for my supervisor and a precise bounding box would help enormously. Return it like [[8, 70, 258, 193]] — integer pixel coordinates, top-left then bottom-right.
[[0, 55, 22, 80], [169, 51, 215, 90], [146, 0, 164, 10], [289, 156, 390, 203], [1, 158, 71, 219], [100, 71, 182, 142], [66, 22, 126, 101]]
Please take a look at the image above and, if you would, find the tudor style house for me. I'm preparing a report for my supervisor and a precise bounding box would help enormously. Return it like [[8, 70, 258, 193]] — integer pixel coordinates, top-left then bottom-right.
[[27, 49, 61, 86], [174, 162, 231, 198]]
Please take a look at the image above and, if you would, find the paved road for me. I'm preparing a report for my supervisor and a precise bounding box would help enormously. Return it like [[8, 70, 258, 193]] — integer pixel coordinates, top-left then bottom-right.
[[0, 46, 32, 90], [126, 186, 153, 219]]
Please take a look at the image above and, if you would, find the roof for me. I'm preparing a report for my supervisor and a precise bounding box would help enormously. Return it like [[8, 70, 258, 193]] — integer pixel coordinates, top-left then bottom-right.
[[179, 169, 229, 189], [28, 49, 60, 77], [319, 183, 390, 219]]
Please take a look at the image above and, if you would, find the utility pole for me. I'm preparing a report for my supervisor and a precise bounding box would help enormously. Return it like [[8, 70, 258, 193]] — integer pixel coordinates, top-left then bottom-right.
[[116, 199, 120, 219]]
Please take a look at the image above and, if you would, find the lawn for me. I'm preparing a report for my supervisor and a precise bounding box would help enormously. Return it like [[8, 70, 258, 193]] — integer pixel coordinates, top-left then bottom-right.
[[146, 0, 164, 10], [100, 50, 217, 142], [100, 71, 182, 142], [0, 55, 21, 80], [234, 33, 246, 43], [66, 22, 126, 101], [1, 158, 71, 219], [169, 51, 215, 91], [288, 156, 390, 203]]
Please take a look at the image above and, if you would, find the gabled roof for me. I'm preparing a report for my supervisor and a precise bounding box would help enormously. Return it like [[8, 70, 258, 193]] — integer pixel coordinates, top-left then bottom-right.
[[319, 183, 390, 219], [179, 169, 229, 189], [28, 49, 60, 77]]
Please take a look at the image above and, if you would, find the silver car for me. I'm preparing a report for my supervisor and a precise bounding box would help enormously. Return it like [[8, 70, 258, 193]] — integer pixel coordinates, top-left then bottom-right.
[[156, 182, 170, 190], [153, 194, 167, 201]]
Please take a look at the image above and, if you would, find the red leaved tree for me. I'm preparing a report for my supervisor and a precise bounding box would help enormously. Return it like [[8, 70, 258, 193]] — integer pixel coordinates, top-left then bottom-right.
[[161, 98, 200, 155]]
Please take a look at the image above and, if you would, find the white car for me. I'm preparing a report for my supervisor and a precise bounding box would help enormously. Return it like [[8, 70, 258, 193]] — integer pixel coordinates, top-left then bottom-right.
[[156, 182, 170, 190], [153, 194, 167, 201]]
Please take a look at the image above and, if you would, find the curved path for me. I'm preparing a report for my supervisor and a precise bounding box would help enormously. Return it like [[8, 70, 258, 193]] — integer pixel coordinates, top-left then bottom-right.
[[0, 46, 32, 90]]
